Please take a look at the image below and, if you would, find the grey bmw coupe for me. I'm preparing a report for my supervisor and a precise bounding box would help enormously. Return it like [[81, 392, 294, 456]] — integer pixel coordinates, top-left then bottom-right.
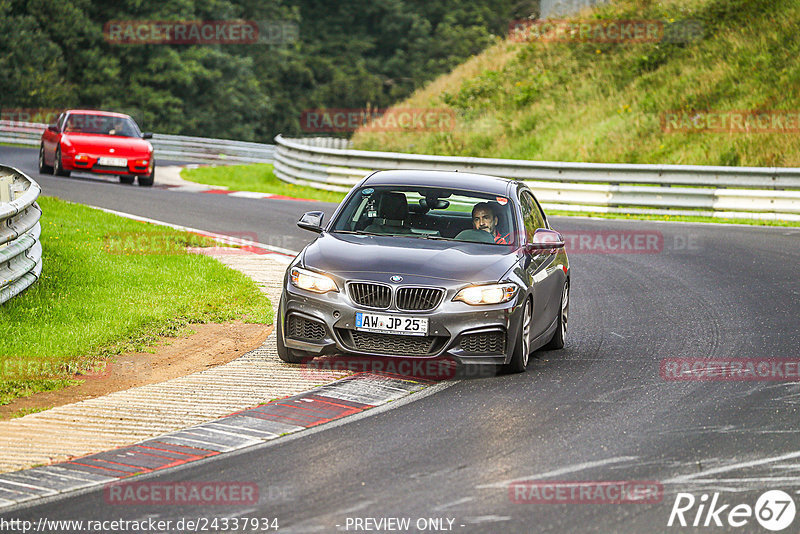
[[277, 170, 569, 373]]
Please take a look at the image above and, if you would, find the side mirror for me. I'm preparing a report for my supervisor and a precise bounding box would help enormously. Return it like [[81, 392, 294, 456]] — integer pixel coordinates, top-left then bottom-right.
[[47, 124, 58, 132], [297, 211, 325, 233], [526, 228, 565, 252], [142, 132, 153, 139]]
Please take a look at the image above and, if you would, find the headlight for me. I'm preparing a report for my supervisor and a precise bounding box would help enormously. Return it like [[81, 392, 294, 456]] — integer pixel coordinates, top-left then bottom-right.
[[453, 283, 518, 305], [290, 267, 338, 293]]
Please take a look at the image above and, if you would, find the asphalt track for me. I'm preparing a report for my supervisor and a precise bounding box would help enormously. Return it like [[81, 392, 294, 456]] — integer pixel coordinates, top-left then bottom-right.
[[2, 145, 800, 533]]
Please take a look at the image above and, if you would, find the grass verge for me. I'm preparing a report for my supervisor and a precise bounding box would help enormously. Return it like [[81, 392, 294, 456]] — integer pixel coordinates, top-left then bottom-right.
[[351, 0, 800, 168], [181, 163, 347, 204], [0, 196, 273, 405], [0, 142, 36, 149]]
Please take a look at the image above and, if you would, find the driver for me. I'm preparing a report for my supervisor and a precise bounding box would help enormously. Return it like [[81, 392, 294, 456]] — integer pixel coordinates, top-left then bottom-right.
[[108, 118, 125, 136], [472, 202, 510, 244]]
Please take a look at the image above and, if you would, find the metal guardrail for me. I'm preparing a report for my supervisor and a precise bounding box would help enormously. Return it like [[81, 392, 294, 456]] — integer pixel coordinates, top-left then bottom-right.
[[4, 117, 797, 220], [150, 132, 274, 164], [273, 135, 800, 221], [540, 0, 608, 18], [0, 120, 275, 165], [0, 165, 42, 304]]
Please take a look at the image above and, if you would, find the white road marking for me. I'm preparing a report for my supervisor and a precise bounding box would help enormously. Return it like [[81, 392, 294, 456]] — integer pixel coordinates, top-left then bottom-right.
[[463, 515, 511, 524], [228, 191, 274, 199], [664, 450, 800, 484], [475, 456, 638, 489], [86, 204, 298, 258], [665, 477, 800, 484], [433, 497, 474, 511]]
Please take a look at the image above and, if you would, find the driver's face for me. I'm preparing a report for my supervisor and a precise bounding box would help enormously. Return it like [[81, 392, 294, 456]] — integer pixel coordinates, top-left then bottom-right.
[[472, 208, 496, 233]]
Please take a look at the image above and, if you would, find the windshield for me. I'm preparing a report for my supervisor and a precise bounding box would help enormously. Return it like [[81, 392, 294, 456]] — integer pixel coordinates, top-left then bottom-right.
[[63, 114, 142, 137], [331, 185, 515, 246]]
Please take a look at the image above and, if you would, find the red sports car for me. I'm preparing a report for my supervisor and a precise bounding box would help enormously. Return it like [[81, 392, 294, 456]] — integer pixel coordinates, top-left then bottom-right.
[[39, 110, 155, 186]]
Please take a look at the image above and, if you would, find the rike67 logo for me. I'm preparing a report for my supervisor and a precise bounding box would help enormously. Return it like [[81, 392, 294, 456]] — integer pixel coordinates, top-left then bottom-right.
[[668, 490, 796, 531]]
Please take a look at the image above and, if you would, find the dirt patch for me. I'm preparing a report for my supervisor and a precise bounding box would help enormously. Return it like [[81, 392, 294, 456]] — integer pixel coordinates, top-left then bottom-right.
[[0, 321, 272, 420]]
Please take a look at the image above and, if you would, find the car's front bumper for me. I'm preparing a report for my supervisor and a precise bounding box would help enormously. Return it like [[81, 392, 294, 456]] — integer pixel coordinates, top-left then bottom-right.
[[61, 153, 153, 175], [279, 274, 525, 366]]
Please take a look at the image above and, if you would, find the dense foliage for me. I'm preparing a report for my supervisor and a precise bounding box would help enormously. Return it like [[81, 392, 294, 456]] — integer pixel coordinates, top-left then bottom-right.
[[0, 0, 535, 141]]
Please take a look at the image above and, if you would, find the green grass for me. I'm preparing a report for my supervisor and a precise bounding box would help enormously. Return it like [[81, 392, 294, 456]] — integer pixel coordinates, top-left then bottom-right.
[[181, 163, 347, 204], [352, 0, 800, 168], [0, 196, 273, 405], [0, 142, 36, 149], [547, 210, 800, 227], [10, 407, 50, 418]]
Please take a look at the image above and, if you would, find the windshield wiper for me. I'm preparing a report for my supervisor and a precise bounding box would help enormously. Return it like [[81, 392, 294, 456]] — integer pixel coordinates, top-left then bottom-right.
[[332, 230, 382, 236], [418, 234, 452, 240], [334, 230, 454, 240]]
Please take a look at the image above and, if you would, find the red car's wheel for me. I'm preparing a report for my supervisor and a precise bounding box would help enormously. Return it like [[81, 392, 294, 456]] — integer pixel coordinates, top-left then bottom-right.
[[54, 147, 71, 177], [137, 160, 155, 187], [38, 144, 53, 174]]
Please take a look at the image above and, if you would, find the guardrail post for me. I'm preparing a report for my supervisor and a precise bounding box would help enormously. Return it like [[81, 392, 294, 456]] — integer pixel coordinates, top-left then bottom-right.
[[0, 175, 11, 251], [0, 175, 11, 203], [0, 166, 43, 304]]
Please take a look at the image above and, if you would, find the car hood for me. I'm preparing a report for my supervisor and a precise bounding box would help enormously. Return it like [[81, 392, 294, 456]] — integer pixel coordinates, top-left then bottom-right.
[[62, 133, 151, 154], [302, 232, 519, 284]]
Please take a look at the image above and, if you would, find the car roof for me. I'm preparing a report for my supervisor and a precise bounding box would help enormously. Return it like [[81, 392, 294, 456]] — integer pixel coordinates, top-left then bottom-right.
[[65, 109, 132, 119], [362, 170, 514, 196]]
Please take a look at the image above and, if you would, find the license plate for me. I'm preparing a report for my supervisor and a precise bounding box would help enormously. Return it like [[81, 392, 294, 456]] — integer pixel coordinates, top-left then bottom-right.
[[355, 312, 428, 336], [98, 157, 128, 167]]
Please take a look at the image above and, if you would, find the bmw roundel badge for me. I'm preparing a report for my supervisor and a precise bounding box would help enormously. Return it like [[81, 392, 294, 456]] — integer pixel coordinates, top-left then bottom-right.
[[390, 275, 403, 283]]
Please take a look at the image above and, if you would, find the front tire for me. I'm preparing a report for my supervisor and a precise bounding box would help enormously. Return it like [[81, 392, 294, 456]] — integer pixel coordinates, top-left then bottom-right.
[[54, 147, 70, 177], [543, 282, 569, 350], [276, 305, 305, 364], [38, 145, 53, 174], [119, 175, 135, 185], [137, 160, 155, 186], [504, 299, 532, 374]]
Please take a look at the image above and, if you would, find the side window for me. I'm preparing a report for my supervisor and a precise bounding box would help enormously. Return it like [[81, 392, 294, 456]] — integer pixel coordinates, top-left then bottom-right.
[[520, 191, 545, 241], [530, 193, 547, 229], [56, 113, 66, 131]]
